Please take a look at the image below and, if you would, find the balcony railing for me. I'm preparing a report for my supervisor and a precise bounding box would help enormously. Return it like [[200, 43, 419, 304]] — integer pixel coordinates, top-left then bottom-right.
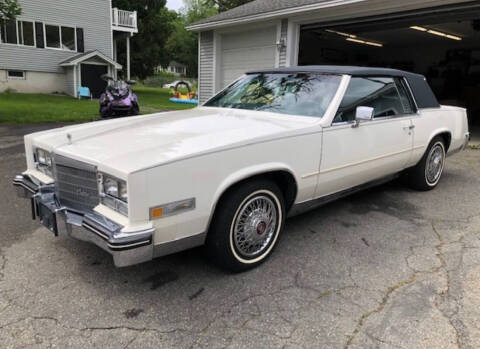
[[112, 8, 138, 32]]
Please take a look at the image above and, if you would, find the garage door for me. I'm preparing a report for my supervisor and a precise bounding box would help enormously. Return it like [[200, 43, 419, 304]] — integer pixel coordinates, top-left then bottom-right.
[[220, 26, 277, 89]]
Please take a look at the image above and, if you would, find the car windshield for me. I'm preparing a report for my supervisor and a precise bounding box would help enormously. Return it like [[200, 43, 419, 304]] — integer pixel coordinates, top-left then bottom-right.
[[204, 73, 342, 118]]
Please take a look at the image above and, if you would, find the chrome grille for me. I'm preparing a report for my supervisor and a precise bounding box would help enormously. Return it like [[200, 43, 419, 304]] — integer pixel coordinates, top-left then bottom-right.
[[54, 155, 98, 212]]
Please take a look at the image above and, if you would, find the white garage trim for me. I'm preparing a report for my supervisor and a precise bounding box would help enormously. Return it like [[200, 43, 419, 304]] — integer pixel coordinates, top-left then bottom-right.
[[213, 31, 221, 93], [286, 20, 300, 67]]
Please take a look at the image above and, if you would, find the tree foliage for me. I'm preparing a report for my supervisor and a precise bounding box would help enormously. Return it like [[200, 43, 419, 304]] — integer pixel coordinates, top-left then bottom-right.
[[111, 0, 252, 79], [0, 0, 22, 25], [112, 0, 175, 79], [166, 0, 217, 77]]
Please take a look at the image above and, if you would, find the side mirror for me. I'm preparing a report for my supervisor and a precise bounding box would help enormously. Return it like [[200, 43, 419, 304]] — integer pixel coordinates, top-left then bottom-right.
[[353, 106, 374, 128]]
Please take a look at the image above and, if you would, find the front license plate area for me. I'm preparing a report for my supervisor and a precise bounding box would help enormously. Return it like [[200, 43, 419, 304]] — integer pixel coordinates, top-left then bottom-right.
[[38, 202, 58, 236]]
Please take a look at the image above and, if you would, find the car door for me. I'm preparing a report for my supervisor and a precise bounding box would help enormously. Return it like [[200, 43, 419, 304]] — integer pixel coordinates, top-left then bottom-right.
[[315, 76, 416, 198]]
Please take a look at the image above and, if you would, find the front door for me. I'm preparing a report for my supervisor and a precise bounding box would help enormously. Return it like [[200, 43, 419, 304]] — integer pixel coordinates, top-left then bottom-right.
[[315, 76, 416, 198], [81, 64, 108, 98]]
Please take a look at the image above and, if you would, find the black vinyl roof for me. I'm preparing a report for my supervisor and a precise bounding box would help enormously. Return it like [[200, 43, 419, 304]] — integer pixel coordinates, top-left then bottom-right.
[[247, 66, 440, 109]]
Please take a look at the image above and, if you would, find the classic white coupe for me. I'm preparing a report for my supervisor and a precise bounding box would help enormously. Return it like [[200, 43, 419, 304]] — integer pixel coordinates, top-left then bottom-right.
[[14, 66, 470, 271]]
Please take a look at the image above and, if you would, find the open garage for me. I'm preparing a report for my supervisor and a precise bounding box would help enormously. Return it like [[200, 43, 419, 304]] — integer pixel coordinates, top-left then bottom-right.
[[298, 3, 480, 127], [192, 0, 480, 133]]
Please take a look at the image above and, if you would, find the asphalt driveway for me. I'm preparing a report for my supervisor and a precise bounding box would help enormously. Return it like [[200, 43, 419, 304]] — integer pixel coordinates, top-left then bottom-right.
[[1, 124, 480, 348]]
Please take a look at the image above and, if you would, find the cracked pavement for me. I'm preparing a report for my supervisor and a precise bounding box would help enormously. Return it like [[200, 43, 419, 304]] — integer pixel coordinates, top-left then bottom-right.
[[1, 124, 480, 348]]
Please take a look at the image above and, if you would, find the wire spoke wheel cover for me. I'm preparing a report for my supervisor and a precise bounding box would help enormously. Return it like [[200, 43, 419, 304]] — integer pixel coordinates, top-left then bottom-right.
[[425, 142, 445, 186], [230, 191, 281, 263]]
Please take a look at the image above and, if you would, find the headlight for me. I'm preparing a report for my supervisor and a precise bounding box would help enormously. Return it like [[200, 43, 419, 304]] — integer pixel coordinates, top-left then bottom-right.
[[35, 148, 53, 177], [98, 172, 128, 216]]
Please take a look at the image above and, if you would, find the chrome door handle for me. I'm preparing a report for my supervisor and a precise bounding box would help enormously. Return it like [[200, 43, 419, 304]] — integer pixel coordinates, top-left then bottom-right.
[[403, 125, 415, 130]]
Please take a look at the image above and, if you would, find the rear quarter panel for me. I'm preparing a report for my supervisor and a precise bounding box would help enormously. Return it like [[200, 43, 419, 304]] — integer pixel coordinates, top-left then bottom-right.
[[409, 105, 468, 167]]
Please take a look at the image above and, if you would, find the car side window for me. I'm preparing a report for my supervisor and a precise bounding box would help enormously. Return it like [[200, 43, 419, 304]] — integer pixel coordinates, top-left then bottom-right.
[[333, 76, 414, 124], [395, 78, 416, 114]]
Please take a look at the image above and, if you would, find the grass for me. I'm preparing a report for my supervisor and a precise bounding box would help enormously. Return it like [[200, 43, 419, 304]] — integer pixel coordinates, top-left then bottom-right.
[[0, 86, 195, 124]]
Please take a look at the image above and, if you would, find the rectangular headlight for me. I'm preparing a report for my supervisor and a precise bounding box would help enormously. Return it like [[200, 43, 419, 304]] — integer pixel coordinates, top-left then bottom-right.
[[98, 172, 128, 216], [35, 148, 53, 177]]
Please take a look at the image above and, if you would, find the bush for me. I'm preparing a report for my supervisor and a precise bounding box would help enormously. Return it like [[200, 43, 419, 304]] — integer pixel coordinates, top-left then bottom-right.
[[143, 71, 177, 88], [141, 71, 197, 88]]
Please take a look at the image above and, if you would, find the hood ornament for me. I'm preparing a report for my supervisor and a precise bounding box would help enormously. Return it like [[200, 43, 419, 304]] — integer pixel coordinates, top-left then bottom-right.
[[67, 133, 72, 145]]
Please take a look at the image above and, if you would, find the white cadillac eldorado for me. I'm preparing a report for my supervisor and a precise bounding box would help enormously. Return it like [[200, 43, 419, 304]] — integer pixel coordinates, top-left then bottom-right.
[[14, 66, 470, 272]]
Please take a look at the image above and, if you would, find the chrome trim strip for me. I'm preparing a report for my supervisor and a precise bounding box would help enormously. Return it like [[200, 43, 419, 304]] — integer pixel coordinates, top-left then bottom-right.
[[301, 172, 320, 179], [153, 232, 206, 258], [82, 222, 110, 241], [301, 145, 426, 179], [319, 145, 425, 175], [289, 174, 398, 217], [107, 240, 151, 250], [13, 181, 36, 193]]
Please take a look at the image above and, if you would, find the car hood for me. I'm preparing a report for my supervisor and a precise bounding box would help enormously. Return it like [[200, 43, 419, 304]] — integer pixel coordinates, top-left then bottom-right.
[[28, 107, 318, 174]]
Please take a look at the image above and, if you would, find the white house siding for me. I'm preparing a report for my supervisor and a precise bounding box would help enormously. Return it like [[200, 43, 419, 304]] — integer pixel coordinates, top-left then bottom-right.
[[0, 70, 66, 93], [0, 0, 113, 74], [220, 26, 276, 88], [198, 31, 214, 104]]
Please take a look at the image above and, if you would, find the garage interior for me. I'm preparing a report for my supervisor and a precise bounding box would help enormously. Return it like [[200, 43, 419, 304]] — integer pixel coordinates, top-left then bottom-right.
[[298, 3, 480, 130]]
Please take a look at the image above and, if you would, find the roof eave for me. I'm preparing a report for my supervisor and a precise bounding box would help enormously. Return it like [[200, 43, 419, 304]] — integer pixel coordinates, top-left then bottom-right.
[[187, 0, 366, 31], [60, 50, 122, 69]]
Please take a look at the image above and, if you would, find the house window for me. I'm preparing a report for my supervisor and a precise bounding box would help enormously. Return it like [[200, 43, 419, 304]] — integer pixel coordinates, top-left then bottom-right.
[[1, 20, 18, 44], [61, 26, 75, 50], [18, 21, 35, 46], [7, 70, 25, 79], [45, 24, 60, 48], [45, 24, 76, 51]]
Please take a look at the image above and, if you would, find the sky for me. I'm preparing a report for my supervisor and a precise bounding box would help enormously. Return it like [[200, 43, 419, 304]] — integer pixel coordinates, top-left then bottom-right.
[[166, 0, 184, 12]]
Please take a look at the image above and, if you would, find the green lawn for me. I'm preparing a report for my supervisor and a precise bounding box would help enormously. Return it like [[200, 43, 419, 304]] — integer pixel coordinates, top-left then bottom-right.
[[0, 86, 195, 124]]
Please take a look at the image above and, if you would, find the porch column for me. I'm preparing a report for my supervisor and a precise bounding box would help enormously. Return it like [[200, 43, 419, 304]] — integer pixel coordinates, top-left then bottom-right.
[[113, 38, 117, 62], [126, 35, 131, 80], [73, 65, 77, 98]]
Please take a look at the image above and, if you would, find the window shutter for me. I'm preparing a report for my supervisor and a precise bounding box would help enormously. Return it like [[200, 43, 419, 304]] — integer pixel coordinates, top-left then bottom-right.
[[76, 28, 84, 52], [35, 22, 44, 48]]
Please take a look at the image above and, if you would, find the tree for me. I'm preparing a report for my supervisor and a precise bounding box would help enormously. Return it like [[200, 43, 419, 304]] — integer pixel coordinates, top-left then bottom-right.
[[165, 0, 217, 77], [0, 0, 22, 25], [205, 0, 253, 12], [112, 0, 175, 79]]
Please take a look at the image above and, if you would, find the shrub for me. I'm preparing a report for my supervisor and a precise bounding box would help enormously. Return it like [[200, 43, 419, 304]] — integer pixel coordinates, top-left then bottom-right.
[[143, 71, 177, 88]]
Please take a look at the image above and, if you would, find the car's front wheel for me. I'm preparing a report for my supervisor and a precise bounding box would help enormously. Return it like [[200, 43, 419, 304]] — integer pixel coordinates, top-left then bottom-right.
[[407, 136, 446, 191], [206, 179, 285, 272]]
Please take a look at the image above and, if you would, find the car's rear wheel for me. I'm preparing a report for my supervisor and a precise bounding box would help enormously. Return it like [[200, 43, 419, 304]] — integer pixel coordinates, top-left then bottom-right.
[[206, 179, 285, 272], [407, 136, 446, 191]]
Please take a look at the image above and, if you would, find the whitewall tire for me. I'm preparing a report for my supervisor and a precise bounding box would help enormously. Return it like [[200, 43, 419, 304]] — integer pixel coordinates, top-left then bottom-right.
[[206, 179, 285, 272]]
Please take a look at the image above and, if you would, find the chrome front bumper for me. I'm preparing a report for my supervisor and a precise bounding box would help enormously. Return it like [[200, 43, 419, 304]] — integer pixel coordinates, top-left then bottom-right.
[[13, 174, 154, 267]]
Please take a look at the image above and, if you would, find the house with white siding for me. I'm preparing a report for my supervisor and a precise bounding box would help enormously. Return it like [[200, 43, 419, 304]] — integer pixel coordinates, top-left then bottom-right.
[[188, 0, 480, 126], [0, 0, 137, 98]]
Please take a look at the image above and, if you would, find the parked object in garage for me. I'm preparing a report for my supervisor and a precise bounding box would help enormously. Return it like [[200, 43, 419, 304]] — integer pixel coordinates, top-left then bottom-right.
[[13, 66, 469, 272], [99, 75, 139, 118]]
